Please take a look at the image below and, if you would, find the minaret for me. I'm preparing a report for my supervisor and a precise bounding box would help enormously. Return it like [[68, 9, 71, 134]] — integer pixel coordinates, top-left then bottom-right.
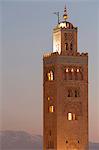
[[43, 5, 88, 150], [53, 5, 77, 55]]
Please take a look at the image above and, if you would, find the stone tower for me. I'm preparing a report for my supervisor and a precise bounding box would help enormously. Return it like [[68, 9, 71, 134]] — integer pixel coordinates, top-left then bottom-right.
[[43, 6, 88, 150]]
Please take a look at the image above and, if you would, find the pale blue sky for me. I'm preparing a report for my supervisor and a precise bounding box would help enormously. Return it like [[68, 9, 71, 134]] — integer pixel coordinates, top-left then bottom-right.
[[1, 0, 99, 143]]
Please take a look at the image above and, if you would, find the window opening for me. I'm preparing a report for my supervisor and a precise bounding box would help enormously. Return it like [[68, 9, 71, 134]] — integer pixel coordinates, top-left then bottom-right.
[[68, 113, 72, 120], [66, 68, 69, 72], [65, 43, 68, 50], [66, 141, 68, 143], [77, 69, 80, 72], [67, 113, 76, 120], [68, 90, 72, 97], [49, 130, 51, 136], [69, 71, 72, 80], [75, 90, 80, 97], [47, 97, 50, 101], [71, 68, 74, 72], [47, 71, 54, 81], [70, 43, 73, 50], [74, 71, 78, 80], [49, 106, 54, 113], [75, 90, 78, 97]]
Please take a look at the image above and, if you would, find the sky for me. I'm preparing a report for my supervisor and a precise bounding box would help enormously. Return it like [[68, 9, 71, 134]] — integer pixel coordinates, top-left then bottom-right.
[[0, 0, 99, 143]]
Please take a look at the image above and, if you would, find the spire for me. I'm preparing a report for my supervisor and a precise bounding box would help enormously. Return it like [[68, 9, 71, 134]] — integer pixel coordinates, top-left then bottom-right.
[[63, 4, 68, 21]]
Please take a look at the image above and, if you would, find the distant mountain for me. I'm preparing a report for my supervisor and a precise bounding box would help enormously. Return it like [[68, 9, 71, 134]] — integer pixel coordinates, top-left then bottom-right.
[[89, 142, 99, 150], [0, 130, 99, 150], [0, 130, 42, 150]]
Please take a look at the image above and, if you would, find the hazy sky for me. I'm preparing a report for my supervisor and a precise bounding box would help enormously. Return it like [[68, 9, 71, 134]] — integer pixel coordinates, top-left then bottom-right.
[[1, 0, 99, 143]]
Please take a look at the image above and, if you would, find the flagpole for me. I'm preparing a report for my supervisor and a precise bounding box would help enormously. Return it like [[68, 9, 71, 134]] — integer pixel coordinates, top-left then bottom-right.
[[53, 12, 59, 24]]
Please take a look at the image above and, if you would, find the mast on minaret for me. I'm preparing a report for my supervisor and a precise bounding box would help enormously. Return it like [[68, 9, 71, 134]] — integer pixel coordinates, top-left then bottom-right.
[[53, 12, 59, 24], [63, 5, 68, 21]]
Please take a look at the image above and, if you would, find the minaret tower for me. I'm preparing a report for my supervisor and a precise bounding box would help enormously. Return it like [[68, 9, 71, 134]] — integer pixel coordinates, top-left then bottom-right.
[[43, 5, 88, 150]]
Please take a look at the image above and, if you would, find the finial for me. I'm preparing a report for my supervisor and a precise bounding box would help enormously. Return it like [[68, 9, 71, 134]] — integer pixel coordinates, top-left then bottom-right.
[[63, 4, 68, 21]]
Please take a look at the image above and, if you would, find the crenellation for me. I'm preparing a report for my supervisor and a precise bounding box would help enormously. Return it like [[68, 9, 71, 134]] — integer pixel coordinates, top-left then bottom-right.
[[43, 50, 88, 59]]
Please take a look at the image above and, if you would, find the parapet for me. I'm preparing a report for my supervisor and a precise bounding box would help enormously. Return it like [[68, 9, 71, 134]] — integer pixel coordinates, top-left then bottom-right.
[[43, 50, 88, 59]]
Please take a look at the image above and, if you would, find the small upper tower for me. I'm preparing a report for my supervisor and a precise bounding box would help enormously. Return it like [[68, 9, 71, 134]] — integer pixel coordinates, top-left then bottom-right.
[[53, 6, 77, 54]]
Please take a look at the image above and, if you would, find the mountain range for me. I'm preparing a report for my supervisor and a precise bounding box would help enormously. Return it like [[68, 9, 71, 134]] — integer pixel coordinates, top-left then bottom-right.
[[0, 131, 98, 150], [0, 131, 42, 150]]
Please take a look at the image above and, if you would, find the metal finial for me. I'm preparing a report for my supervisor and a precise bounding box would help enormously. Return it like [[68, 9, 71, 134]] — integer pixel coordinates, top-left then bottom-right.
[[63, 4, 68, 21]]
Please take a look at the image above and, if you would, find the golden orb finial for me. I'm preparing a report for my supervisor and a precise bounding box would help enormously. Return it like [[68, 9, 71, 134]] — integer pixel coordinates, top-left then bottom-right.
[[63, 5, 68, 21]]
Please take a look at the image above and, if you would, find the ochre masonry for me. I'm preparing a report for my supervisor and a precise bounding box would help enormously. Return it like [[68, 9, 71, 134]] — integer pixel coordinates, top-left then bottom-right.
[[43, 6, 88, 150]]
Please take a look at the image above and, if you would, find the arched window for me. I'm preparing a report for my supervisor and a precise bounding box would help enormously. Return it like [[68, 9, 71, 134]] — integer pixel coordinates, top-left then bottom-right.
[[49, 105, 54, 113], [65, 43, 68, 50], [79, 71, 83, 80], [75, 90, 80, 97], [68, 89, 73, 97], [65, 68, 69, 80], [68, 112, 72, 120], [70, 43, 73, 50], [49, 130, 51, 136], [74, 70, 78, 80], [65, 68, 75, 80], [67, 113, 76, 120], [69, 70, 72, 80], [66, 68, 69, 73], [47, 70, 54, 81], [66, 141, 68, 144], [68, 90, 70, 97], [77, 70, 83, 80], [78, 141, 80, 144], [75, 90, 78, 97], [75, 68, 83, 80], [47, 97, 50, 101], [50, 71, 54, 80]]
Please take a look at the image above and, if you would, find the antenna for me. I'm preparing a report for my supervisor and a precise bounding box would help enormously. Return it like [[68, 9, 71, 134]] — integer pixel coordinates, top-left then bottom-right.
[[53, 12, 59, 24]]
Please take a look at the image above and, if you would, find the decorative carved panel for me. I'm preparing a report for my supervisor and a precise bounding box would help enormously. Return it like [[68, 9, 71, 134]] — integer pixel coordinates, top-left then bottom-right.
[[64, 33, 73, 41], [64, 101, 82, 116]]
